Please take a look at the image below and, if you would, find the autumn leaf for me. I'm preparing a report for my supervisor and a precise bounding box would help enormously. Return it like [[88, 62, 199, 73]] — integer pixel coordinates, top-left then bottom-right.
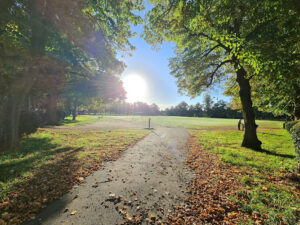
[[262, 186, 268, 191]]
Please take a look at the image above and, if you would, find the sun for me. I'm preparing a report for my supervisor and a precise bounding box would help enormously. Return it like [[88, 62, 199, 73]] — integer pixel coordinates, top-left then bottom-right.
[[123, 74, 147, 103]]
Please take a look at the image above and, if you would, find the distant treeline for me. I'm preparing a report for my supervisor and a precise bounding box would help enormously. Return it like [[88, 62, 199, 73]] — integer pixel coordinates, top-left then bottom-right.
[[164, 101, 279, 120], [103, 98, 280, 120], [95, 102, 161, 116]]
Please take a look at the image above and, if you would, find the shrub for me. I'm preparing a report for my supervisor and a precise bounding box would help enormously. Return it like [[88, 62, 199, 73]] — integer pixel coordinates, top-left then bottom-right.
[[285, 120, 300, 173]]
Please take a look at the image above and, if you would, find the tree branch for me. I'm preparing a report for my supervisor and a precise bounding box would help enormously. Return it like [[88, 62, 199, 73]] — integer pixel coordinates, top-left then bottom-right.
[[184, 26, 230, 52], [201, 44, 221, 58], [207, 60, 232, 87]]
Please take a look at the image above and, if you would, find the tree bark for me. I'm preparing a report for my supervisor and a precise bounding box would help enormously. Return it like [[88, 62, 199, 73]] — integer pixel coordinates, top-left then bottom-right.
[[45, 94, 59, 125], [72, 106, 77, 121], [235, 66, 262, 150]]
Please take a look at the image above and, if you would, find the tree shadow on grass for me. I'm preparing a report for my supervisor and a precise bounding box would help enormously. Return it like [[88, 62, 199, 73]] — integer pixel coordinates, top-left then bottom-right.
[[3, 146, 85, 224], [259, 132, 285, 137], [57, 118, 78, 126], [0, 137, 72, 183], [258, 148, 296, 159]]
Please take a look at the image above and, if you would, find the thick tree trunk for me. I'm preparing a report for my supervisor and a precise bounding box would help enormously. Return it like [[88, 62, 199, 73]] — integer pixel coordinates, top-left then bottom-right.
[[72, 106, 77, 121], [46, 94, 59, 125], [6, 87, 30, 151], [236, 67, 262, 150]]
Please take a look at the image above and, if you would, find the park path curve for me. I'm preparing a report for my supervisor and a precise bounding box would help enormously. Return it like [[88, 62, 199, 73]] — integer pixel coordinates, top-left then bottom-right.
[[25, 127, 193, 225]]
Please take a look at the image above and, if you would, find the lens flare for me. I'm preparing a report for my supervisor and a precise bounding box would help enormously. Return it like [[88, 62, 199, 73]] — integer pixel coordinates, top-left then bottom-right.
[[123, 74, 147, 103]]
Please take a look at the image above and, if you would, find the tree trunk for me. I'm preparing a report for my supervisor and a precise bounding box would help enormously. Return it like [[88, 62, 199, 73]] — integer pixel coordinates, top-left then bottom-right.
[[294, 97, 300, 121], [72, 106, 77, 121], [45, 94, 59, 125], [236, 67, 262, 150]]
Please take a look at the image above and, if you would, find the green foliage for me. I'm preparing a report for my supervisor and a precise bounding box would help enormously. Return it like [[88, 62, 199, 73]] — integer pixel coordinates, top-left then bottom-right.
[[144, 0, 298, 95], [0, 0, 143, 149], [285, 120, 300, 172], [144, 0, 299, 150]]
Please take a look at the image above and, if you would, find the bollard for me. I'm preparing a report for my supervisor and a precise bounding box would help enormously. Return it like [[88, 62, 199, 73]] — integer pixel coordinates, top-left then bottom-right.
[[148, 118, 151, 129]]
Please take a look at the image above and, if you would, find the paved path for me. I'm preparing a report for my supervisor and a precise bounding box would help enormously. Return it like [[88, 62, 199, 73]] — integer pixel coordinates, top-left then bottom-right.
[[25, 127, 193, 225]]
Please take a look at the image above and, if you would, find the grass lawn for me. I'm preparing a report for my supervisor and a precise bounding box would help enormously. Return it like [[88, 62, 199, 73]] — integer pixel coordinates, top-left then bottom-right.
[[189, 127, 299, 224], [58, 115, 107, 126], [108, 115, 283, 129], [0, 127, 149, 224]]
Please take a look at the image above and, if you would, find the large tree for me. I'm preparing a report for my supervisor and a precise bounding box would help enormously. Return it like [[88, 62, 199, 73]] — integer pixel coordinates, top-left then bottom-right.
[[144, 0, 298, 150], [0, 0, 143, 150]]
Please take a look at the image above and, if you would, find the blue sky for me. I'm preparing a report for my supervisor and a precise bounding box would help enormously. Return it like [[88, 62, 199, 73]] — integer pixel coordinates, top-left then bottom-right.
[[120, 4, 230, 109]]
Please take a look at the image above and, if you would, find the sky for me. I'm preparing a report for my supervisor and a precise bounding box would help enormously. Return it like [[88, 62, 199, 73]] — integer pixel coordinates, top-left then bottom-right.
[[120, 4, 230, 110]]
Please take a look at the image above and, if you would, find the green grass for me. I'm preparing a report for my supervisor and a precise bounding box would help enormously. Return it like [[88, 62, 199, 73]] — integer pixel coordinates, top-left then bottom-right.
[[58, 115, 107, 126], [107, 115, 283, 129], [189, 127, 299, 224], [190, 128, 296, 171], [0, 128, 149, 200]]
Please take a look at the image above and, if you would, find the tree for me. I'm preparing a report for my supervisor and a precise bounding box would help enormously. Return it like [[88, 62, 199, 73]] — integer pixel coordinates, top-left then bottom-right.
[[203, 93, 213, 117], [0, 0, 143, 150], [144, 0, 298, 150], [62, 73, 125, 120], [149, 103, 160, 115], [210, 100, 228, 118], [194, 103, 203, 117], [176, 101, 189, 116]]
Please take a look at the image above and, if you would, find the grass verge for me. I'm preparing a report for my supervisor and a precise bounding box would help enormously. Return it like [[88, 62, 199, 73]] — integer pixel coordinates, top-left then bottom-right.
[[58, 115, 106, 126], [0, 128, 149, 224], [188, 127, 299, 224]]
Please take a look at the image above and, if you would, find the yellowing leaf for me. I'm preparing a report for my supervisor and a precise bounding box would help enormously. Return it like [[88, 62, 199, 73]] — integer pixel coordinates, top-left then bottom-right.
[[262, 186, 268, 191]]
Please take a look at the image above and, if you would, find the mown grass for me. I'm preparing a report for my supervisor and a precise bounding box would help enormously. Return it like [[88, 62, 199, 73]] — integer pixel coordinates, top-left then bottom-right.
[[58, 115, 107, 126], [189, 127, 299, 224], [0, 128, 149, 201], [108, 115, 283, 129]]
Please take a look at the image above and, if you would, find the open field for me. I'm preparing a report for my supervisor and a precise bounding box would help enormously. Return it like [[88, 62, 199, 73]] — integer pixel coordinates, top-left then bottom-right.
[[107, 115, 283, 129]]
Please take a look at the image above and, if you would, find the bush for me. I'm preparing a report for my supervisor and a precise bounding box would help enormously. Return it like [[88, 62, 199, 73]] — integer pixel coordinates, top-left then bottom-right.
[[285, 120, 300, 173], [19, 111, 44, 136]]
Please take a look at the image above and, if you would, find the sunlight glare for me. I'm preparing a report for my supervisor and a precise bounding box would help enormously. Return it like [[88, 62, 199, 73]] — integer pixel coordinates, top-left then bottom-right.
[[123, 74, 147, 103]]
